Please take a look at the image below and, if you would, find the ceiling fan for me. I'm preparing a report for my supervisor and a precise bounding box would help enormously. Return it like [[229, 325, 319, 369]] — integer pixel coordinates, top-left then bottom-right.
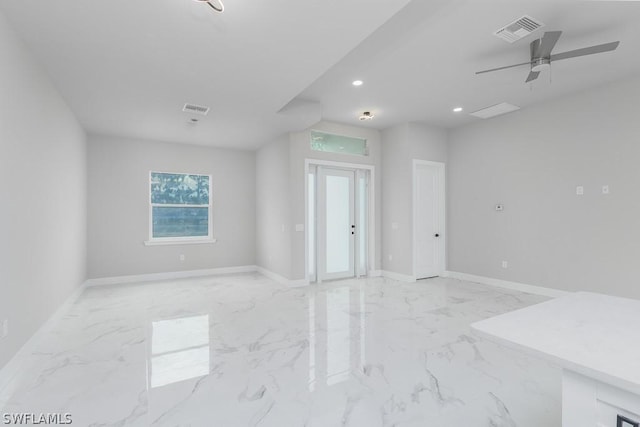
[[476, 31, 620, 83]]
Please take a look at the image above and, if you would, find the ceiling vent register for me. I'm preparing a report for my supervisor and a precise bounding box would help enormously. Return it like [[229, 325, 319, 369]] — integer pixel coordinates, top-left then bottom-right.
[[183, 103, 210, 116], [470, 102, 521, 119], [494, 15, 544, 43]]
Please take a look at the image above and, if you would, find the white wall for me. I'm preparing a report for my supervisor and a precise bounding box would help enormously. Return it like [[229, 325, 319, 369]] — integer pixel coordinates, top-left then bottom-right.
[[289, 121, 383, 280], [448, 75, 640, 299], [0, 12, 87, 370], [381, 122, 448, 277], [87, 134, 256, 278], [256, 135, 292, 279]]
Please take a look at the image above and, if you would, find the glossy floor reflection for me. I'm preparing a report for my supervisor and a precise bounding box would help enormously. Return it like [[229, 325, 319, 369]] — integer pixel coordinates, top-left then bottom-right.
[[1, 274, 562, 426]]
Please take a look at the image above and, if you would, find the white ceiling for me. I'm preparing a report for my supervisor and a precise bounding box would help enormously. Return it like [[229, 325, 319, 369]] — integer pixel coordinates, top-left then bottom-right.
[[2, 0, 640, 148], [299, 0, 640, 130], [0, 0, 411, 149]]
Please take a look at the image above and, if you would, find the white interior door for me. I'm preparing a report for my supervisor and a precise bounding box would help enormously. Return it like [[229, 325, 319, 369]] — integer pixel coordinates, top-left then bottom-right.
[[414, 161, 445, 279], [318, 167, 356, 281]]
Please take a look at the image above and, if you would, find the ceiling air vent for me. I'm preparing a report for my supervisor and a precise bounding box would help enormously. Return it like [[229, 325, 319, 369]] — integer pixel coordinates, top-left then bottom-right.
[[470, 102, 521, 119], [182, 103, 210, 116], [494, 15, 544, 43]]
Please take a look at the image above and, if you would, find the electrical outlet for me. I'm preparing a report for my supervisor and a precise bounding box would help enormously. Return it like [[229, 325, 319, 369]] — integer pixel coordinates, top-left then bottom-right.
[[388, 254, 393, 261], [576, 186, 584, 196], [602, 185, 610, 194], [179, 254, 186, 262], [1, 319, 8, 339], [502, 261, 508, 269]]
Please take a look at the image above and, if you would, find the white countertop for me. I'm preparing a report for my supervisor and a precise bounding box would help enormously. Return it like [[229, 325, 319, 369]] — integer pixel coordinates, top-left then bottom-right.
[[472, 291, 640, 395]]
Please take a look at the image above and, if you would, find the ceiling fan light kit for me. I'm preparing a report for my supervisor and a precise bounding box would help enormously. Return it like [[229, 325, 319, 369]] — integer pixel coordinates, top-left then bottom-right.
[[359, 111, 374, 121], [477, 30, 620, 83]]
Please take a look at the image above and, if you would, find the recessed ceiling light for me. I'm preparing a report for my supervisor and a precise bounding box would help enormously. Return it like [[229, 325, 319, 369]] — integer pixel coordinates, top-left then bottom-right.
[[453, 107, 463, 113], [352, 80, 364, 87]]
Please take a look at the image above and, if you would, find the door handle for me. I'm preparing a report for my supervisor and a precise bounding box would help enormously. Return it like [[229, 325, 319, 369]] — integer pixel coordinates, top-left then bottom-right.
[[434, 233, 440, 237], [352, 225, 355, 235]]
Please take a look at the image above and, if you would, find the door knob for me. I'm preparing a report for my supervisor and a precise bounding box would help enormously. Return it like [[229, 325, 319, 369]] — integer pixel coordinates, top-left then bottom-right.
[[434, 233, 440, 237]]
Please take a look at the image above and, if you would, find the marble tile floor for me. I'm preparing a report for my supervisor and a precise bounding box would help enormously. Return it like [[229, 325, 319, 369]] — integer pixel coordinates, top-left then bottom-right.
[[0, 274, 562, 426]]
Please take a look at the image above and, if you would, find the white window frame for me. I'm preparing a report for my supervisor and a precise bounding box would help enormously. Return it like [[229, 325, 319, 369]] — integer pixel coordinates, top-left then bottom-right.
[[144, 171, 215, 246]]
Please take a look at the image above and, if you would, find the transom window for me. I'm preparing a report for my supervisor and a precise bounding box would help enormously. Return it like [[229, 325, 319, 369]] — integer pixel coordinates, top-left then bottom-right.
[[310, 130, 368, 156], [149, 172, 211, 242]]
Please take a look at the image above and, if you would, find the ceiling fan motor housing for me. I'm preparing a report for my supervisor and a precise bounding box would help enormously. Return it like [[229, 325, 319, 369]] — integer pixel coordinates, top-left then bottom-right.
[[531, 57, 551, 72]]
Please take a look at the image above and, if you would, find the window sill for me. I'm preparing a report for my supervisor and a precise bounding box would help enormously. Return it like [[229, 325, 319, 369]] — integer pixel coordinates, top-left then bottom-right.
[[144, 238, 217, 246]]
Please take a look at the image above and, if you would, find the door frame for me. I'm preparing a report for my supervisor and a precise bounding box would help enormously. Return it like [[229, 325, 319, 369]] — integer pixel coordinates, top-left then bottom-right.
[[412, 159, 446, 279], [305, 159, 376, 283]]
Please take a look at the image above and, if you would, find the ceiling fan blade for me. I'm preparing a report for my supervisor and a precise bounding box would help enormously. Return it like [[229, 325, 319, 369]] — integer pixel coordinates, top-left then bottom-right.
[[538, 31, 562, 57], [476, 61, 533, 75], [550, 41, 620, 62], [525, 71, 540, 83]]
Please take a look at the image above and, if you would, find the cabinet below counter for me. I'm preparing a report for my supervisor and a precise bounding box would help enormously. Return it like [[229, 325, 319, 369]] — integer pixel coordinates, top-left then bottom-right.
[[472, 292, 640, 427]]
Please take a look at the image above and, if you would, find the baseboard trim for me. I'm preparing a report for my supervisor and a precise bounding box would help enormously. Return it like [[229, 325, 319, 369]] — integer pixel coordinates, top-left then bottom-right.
[[442, 271, 570, 298], [255, 266, 309, 287], [368, 270, 382, 277], [0, 281, 87, 408], [382, 270, 417, 283], [85, 265, 258, 287]]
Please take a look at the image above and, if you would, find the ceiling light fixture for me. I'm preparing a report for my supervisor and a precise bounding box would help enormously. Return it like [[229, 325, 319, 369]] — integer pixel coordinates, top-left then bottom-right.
[[194, 0, 224, 13], [453, 107, 463, 113], [352, 80, 364, 87], [359, 111, 374, 121]]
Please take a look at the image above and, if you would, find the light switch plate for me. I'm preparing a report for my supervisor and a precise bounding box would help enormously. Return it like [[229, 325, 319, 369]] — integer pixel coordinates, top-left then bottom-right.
[[602, 185, 610, 194], [295, 224, 304, 232]]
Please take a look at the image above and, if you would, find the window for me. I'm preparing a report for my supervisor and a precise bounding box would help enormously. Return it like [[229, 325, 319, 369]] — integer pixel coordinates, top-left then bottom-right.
[[149, 172, 212, 243], [310, 130, 368, 156]]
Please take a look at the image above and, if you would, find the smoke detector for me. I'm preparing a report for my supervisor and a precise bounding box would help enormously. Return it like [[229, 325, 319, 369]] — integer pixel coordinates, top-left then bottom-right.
[[494, 15, 544, 43], [359, 111, 374, 121]]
